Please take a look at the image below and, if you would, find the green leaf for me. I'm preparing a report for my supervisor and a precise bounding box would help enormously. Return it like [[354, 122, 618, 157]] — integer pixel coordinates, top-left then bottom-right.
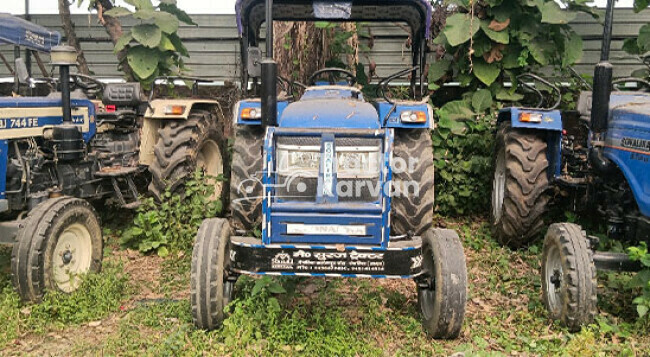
[[132, 24, 162, 48], [133, 8, 155, 20], [439, 100, 476, 120], [154, 11, 180, 34], [633, 0, 650, 13], [157, 246, 169, 257], [443, 13, 480, 47], [528, 40, 552, 65], [125, 0, 154, 11], [127, 46, 160, 79], [159, 3, 197, 25], [562, 31, 583, 67], [267, 282, 287, 294], [114, 32, 133, 53], [472, 89, 493, 112], [104, 6, 133, 17], [637, 304, 649, 318], [623, 38, 641, 55], [480, 20, 509, 44], [429, 59, 451, 82], [539, 2, 576, 24], [496, 88, 524, 101], [638, 24, 650, 52], [158, 34, 176, 52], [168, 33, 189, 57], [473, 60, 501, 86]]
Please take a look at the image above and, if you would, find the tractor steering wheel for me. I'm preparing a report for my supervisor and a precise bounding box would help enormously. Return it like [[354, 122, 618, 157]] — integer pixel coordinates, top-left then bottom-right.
[[612, 77, 650, 92], [308, 68, 356, 86]]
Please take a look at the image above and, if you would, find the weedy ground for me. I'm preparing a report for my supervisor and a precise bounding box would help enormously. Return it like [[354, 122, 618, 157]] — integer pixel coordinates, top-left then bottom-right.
[[0, 216, 648, 356]]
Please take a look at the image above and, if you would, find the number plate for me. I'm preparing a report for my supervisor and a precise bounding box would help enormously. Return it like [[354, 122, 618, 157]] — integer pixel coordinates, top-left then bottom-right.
[[286, 223, 367, 236]]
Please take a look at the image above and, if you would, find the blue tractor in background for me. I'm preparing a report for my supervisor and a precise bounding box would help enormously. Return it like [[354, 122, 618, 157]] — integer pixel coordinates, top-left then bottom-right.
[[489, 0, 650, 330], [0, 15, 147, 302], [190, 0, 468, 339]]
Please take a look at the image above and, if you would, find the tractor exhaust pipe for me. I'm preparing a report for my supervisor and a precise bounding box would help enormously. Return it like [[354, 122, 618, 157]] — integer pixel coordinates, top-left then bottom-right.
[[51, 45, 77, 123], [589, 0, 616, 173], [260, 0, 278, 127]]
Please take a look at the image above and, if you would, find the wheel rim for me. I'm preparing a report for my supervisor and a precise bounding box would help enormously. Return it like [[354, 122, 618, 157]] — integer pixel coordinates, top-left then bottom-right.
[[419, 246, 435, 320], [492, 147, 506, 221], [196, 139, 224, 199], [545, 244, 564, 313], [52, 223, 93, 293]]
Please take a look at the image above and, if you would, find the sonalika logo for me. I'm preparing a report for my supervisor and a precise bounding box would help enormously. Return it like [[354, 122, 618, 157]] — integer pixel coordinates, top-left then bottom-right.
[[621, 137, 650, 152]]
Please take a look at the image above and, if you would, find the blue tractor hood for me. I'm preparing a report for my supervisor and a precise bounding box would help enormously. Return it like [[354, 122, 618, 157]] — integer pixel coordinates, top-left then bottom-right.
[[0, 13, 61, 52], [279, 99, 380, 129]]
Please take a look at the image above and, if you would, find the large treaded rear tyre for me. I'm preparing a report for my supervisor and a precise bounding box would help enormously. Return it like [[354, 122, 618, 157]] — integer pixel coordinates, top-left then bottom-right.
[[191, 218, 235, 330], [418, 228, 467, 339], [391, 129, 435, 236], [491, 122, 550, 248], [542, 223, 597, 332], [11, 197, 103, 302], [229, 126, 265, 231], [148, 109, 228, 202]]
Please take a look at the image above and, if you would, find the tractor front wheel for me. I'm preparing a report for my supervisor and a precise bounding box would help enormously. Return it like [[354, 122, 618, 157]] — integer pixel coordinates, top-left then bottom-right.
[[491, 122, 550, 248], [11, 197, 103, 302], [148, 109, 228, 202], [229, 126, 265, 232], [417, 228, 467, 339], [191, 218, 236, 330], [542, 223, 597, 332]]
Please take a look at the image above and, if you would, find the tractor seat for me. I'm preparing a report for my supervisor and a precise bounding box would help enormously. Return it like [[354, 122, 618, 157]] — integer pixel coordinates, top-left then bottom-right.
[[102, 83, 143, 107]]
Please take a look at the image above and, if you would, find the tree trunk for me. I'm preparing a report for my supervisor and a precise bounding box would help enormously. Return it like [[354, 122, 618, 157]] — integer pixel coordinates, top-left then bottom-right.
[[57, 0, 90, 75], [272, 22, 359, 85], [93, 0, 134, 81]]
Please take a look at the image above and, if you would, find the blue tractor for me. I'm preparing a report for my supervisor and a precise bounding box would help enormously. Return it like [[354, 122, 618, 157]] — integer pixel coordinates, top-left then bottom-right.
[[190, 0, 468, 339], [489, 0, 650, 330], [0, 15, 147, 302]]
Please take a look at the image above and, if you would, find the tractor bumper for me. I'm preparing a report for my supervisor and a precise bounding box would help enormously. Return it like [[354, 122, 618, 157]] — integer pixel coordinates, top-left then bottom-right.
[[229, 236, 423, 278]]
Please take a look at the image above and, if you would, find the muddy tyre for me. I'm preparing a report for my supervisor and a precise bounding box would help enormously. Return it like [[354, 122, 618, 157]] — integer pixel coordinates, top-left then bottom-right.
[[229, 126, 265, 231], [391, 129, 435, 236], [491, 122, 549, 248], [542, 223, 597, 332], [418, 228, 467, 339], [11, 197, 103, 302], [148, 109, 228, 202], [191, 218, 235, 330]]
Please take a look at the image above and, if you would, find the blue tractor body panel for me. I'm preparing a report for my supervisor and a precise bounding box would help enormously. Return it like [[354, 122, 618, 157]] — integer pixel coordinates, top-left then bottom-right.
[[279, 100, 380, 129], [0, 97, 96, 200], [604, 103, 650, 217]]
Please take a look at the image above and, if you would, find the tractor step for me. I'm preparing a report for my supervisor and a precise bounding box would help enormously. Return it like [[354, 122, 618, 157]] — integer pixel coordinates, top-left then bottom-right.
[[97, 167, 141, 208], [95, 166, 141, 177]]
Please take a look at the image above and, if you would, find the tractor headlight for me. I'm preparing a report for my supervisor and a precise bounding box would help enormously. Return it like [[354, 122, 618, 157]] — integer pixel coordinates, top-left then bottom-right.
[[336, 149, 380, 178], [400, 110, 427, 123], [277, 149, 321, 174], [276, 145, 380, 178]]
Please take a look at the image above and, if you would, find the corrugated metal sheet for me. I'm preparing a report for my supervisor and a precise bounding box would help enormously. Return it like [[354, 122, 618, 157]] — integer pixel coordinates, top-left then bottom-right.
[[0, 11, 647, 81]]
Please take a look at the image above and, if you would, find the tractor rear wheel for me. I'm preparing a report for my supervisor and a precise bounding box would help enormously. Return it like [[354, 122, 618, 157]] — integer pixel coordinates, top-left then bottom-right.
[[391, 129, 435, 236], [191, 218, 235, 330], [12, 197, 103, 302], [148, 109, 228, 202], [418, 228, 467, 339], [491, 122, 549, 248], [229, 126, 265, 232], [542, 223, 597, 332]]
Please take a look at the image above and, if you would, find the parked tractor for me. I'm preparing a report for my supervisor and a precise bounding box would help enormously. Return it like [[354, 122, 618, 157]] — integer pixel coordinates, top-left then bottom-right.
[[490, 0, 650, 330], [189, 0, 468, 339]]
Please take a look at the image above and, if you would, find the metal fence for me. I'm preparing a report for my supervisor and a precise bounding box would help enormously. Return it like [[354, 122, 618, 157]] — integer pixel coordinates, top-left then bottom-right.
[[0, 11, 647, 81]]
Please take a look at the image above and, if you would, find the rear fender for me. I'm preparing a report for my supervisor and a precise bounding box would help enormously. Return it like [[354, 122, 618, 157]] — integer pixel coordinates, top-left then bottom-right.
[[497, 107, 563, 179]]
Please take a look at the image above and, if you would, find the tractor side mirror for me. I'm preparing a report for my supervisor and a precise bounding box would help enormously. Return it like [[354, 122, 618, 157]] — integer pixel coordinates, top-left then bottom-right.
[[14, 58, 30, 83], [247, 47, 262, 78]]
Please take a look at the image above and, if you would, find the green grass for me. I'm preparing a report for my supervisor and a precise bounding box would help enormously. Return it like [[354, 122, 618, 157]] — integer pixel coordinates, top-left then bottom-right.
[[1, 216, 649, 356]]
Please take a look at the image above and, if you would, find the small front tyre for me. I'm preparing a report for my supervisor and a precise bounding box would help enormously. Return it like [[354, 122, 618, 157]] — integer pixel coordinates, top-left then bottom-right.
[[191, 218, 236, 330], [417, 228, 467, 339], [542, 223, 597, 332], [11, 197, 103, 302]]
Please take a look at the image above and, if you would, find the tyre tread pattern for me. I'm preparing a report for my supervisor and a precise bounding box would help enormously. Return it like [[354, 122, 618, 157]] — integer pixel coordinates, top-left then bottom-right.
[[229, 126, 264, 231], [492, 123, 550, 248], [391, 129, 435, 236], [148, 109, 228, 201], [542, 223, 597, 332], [11, 197, 102, 302]]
